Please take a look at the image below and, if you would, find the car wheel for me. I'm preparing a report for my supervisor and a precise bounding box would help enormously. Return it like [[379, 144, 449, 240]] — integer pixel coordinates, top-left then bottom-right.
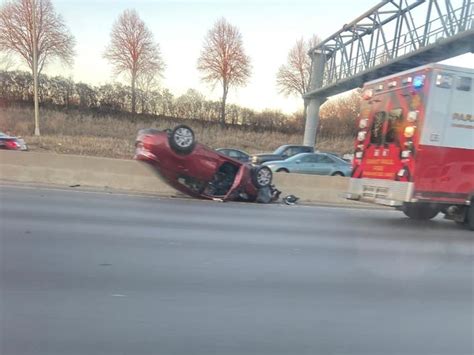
[[402, 203, 439, 220], [331, 171, 344, 177], [168, 125, 196, 154], [276, 168, 289, 173], [252, 166, 273, 188]]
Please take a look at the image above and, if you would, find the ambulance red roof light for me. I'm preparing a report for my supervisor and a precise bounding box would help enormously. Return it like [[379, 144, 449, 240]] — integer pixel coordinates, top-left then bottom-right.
[[402, 77, 412, 85], [362, 89, 373, 100], [388, 80, 397, 88]]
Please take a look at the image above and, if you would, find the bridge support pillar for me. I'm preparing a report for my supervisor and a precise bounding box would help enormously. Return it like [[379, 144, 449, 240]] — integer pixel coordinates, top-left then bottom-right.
[[303, 50, 326, 147]]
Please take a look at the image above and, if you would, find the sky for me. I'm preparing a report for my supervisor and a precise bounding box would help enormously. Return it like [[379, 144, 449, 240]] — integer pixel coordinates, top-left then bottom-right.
[[3, 0, 473, 113]]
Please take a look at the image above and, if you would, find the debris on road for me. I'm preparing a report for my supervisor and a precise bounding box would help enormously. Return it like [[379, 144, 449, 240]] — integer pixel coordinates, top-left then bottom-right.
[[283, 195, 299, 205]]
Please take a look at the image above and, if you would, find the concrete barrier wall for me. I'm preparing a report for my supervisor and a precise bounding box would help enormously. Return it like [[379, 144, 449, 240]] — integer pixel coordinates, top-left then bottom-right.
[[0, 150, 175, 195], [0, 150, 358, 205], [273, 173, 350, 203]]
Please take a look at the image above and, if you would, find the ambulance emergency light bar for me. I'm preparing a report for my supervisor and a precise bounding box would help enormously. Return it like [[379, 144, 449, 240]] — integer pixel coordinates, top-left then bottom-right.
[[362, 74, 425, 99]]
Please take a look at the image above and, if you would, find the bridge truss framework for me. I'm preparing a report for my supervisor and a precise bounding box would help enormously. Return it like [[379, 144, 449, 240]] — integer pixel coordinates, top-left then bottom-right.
[[303, 0, 474, 146]]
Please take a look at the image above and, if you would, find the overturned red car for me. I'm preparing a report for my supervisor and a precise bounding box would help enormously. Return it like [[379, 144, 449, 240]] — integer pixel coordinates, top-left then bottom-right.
[[134, 125, 280, 203]]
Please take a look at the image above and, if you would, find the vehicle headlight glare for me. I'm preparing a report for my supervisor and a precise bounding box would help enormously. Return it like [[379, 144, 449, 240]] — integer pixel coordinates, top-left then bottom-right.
[[404, 126, 416, 138]]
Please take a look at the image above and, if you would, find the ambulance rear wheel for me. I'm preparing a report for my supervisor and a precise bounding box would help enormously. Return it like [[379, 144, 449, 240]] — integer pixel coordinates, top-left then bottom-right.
[[467, 203, 474, 231], [402, 203, 439, 220]]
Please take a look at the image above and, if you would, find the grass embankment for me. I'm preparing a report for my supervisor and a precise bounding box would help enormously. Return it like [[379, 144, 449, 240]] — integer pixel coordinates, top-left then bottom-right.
[[0, 107, 354, 159]]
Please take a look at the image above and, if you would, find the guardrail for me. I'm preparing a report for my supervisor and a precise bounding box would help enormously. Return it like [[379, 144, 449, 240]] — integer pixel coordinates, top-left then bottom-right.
[[0, 150, 370, 206]]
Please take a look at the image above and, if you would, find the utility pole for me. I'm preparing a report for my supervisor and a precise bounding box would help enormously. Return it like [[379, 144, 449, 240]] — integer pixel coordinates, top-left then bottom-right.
[[32, 0, 40, 136], [303, 49, 326, 147]]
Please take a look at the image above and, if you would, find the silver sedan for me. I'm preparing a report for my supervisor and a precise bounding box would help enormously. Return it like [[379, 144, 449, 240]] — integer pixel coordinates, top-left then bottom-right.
[[263, 152, 352, 176]]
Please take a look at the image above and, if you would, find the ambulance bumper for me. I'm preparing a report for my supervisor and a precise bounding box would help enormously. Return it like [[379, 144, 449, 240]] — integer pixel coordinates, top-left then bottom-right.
[[346, 178, 415, 207]]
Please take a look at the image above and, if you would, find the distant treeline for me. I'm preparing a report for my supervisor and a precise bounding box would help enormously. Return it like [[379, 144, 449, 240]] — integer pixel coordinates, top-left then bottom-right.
[[0, 70, 359, 138]]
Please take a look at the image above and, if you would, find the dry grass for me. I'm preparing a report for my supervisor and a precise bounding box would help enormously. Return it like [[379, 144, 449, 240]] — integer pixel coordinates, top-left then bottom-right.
[[0, 107, 353, 159]]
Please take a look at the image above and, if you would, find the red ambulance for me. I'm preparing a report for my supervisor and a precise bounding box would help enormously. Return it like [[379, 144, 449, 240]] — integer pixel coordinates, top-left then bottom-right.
[[346, 63, 474, 230]]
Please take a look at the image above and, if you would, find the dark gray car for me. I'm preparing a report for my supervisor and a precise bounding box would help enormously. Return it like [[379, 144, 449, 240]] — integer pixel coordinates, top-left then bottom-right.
[[251, 144, 314, 164], [215, 148, 250, 162]]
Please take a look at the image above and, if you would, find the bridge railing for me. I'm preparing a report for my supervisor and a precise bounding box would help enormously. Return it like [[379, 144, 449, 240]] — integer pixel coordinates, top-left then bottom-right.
[[313, 1, 473, 89]]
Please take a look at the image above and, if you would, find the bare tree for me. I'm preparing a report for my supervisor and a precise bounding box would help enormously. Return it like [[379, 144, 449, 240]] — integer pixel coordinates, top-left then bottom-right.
[[197, 18, 251, 127], [136, 70, 159, 114], [0, 0, 74, 74], [104, 9, 164, 115], [0, 0, 74, 135], [0, 53, 15, 71], [276, 35, 320, 117]]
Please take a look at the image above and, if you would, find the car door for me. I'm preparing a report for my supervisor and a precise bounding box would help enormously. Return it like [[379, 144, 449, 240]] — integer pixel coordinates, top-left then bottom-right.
[[292, 154, 315, 174], [311, 154, 335, 175], [224, 165, 246, 200]]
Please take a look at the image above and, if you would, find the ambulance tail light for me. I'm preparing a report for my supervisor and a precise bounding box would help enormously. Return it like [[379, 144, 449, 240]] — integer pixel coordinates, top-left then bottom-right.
[[359, 118, 368, 129], [357, 131, 367, 141], [404, 126, 416, 138], [407, 111, 418, 122], [401, 150, 411, 159], [355, 151, 363, 159], [397, 168, 408, 178]]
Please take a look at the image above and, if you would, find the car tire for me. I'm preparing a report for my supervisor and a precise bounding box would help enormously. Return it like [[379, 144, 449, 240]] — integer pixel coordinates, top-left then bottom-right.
[[467, 200, 474, 231], [402, 203, 439, 220], [168, 125, 196, 154], [331, 172, 344, 177], [276, 168, 289, 173], [252, 166, 273, 188]]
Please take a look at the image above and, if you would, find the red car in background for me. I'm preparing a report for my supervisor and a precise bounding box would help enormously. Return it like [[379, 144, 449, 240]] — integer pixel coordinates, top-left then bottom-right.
[[0, 131, 28, 151], [134, 125, 280, 203]]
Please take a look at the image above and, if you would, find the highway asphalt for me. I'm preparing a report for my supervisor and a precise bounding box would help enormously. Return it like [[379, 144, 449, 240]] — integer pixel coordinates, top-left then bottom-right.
[[1, 184, 473, 355]]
